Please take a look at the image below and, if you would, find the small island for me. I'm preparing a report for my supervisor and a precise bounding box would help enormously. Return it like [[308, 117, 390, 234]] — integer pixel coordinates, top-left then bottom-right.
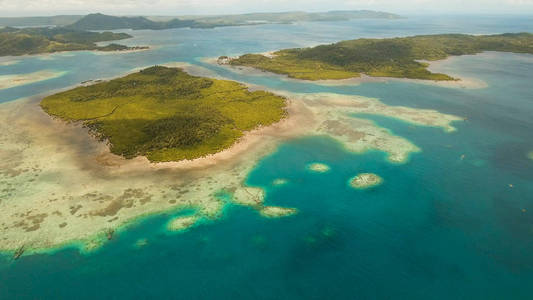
[[307, 163, 331, 173], [222, 33, 533, 81], [40, 66, 287, 162], [528, 151, 533, 161], [0, 27, 147, 57], [349, 173, 383, 189]]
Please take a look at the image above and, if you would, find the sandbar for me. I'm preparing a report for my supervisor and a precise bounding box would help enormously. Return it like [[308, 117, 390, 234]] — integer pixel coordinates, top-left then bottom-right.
[[307, 163, 331, 173], [91, 46, 152, 55], [167, 215, 200, 232], [0, 59, 20, 66], [349, 173, 383, 189], [259, 206, 298, 218], [0, 70, 66, 90], [272, 178, 288, 186], [134, 238, 148, 248]]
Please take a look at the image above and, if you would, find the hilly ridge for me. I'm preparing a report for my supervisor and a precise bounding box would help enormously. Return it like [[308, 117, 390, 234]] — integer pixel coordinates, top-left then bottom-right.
[[66, 13, 199, 30], [64, 10, 402, 31]]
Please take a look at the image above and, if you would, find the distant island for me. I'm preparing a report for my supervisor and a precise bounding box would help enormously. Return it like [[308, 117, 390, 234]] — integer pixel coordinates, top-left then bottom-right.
[[1, 10, 402, 31], [0, 27, 147, 56], [156, 10, 402, 28], [221, 33, 533, 81], [40, 66, 287, 162], [65, 13, 199, 30]]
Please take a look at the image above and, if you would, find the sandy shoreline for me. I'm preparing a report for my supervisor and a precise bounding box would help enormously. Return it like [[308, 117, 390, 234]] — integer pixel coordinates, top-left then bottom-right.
[[0, 66, 462, 255]]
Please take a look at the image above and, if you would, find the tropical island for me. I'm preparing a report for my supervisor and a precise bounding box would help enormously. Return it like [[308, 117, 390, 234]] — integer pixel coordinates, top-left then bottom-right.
[[0, 26, 147, 56], [40, 66, 287, 162], [222, 33, 533, 81]]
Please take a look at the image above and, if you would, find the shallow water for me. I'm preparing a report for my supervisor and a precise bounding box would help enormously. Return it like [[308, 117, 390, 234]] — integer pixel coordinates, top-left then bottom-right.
[[1, 15, 533, 299]]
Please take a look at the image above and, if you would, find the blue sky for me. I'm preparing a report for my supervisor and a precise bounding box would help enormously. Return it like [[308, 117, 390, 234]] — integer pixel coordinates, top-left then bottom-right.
[[1, 0, 533, 16]]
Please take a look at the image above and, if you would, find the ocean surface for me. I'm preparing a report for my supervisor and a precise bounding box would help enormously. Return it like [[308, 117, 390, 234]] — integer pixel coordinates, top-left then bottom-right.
[[1, 15, 533, 299]]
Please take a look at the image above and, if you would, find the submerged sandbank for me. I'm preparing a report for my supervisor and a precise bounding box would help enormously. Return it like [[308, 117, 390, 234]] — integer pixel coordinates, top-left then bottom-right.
[[0, 67, 462, 254], [259, 206, 298, 218], [0, 59, 20, 66], [272, 178, 288, 186], [307, 163, 331, 173], [349, 173, 383, 189], [167, 215, 201, 232], [0, 70, 67, 90]]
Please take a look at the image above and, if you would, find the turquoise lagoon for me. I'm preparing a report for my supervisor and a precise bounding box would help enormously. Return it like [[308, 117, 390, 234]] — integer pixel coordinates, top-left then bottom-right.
[[1, 15, 533, 299]]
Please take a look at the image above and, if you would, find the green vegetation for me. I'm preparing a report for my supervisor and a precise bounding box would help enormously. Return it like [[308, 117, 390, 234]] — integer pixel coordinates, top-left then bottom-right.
[[40, 66, 287, 162], [227, 33, 533, 81], [0, 27, 143, 56]]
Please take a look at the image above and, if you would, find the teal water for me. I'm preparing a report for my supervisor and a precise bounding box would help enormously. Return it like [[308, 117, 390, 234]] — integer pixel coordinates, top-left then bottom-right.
[[1, 15, 533, 299]]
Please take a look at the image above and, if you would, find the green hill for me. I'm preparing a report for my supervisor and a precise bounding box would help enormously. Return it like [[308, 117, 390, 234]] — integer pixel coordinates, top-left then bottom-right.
[[40, 66, 287, 162], [0, 27, 142, 56], [66, 13, 199, 30], [65, 10, 402, 31], [226, 33, 533, 81]]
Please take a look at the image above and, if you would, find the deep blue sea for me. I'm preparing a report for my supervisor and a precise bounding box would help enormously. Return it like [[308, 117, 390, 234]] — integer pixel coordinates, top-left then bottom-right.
[[1, 15, 533, 299]]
